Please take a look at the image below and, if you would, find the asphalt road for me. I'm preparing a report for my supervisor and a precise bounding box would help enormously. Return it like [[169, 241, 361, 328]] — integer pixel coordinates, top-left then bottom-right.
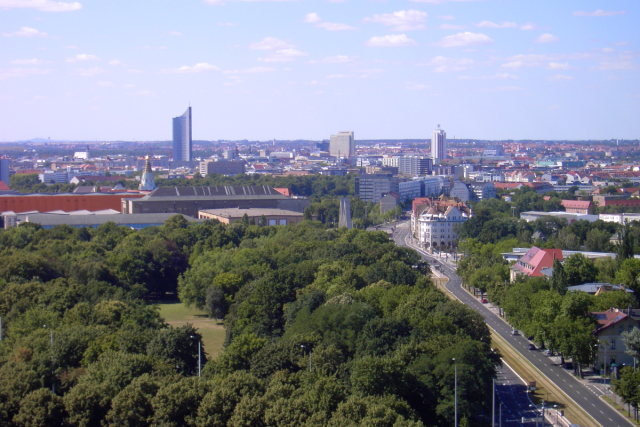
[[391, 221, 631, 427]]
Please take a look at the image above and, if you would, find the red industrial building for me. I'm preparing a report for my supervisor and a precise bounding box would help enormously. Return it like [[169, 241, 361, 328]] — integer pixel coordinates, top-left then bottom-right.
[[0, 193, 145, 213]]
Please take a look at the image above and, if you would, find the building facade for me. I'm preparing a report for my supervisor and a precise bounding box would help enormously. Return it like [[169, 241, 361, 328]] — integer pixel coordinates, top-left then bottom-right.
[[0, 157, 10, 185], [431, 125, 446, 164], [398, 156, 433, 176], [200, 159, 245, 176], [416, 204, 469, 252], [329, 131, 355, 159], [172, 106, 192, 162], [355, 174, 398, 203]]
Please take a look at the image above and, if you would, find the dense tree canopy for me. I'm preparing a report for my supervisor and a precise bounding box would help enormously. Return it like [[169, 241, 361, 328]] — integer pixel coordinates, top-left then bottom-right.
[[0, 216, 497, 426]]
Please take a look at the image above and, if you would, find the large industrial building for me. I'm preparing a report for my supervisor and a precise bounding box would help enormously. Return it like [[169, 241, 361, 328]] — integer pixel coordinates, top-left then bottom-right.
[[122, 185, 309, 217], [0, 192, 145, 213]]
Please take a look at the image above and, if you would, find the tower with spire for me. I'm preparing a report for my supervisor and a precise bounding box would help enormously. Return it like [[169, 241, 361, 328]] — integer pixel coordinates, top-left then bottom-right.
[[138, 155, 156, 191]]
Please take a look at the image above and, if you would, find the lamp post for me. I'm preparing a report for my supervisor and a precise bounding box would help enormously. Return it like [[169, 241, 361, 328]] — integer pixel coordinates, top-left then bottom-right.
[[453, 358, 458, 427], [300, 344, 312, 371]]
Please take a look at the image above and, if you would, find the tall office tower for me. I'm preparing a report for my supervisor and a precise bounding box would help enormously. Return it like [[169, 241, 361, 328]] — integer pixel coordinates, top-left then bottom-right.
[[329, 131, 355, 159], [0, 157, 10, 185], [172, 107, 192, 162], [431, 124, 446, 164], [138, 156, 156, 191], [338, 197, 352, 229]]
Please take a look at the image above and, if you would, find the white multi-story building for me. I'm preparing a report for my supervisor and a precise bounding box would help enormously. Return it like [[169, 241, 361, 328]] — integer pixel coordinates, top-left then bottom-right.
[[381, 156, 400, 168], [416, 204, 470, 252], [329, 131, 355, 159], [431, 125, 446, 164]]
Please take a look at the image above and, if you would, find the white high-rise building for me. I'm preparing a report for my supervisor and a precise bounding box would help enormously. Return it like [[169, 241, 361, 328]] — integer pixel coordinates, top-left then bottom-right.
[[329, 131, 355, 159], [431, 125, 446, 164]]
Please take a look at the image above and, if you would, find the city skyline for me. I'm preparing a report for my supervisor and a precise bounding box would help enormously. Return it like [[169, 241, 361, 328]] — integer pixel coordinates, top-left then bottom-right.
[[0, 0, 638, 141]]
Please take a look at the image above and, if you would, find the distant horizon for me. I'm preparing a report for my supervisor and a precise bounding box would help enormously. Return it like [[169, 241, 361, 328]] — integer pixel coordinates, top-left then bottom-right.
[[1, 1, 638, 141], [0, 137, 637, 146]]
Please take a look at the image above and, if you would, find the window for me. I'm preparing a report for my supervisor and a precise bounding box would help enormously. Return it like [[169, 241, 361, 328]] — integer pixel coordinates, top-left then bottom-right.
[[610, 339, 616, 350]]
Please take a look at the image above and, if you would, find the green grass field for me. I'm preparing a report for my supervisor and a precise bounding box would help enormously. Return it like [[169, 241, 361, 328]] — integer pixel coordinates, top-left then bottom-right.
[[156, 302, 226, 358]]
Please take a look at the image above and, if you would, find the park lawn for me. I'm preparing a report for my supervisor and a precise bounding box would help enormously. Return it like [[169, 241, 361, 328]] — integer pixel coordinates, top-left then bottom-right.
[[156, 302, 226, 358]]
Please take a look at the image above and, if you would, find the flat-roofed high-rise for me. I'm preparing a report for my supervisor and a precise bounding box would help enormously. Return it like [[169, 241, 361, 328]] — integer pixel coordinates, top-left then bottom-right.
[[173, 107, 192, 162], [329, 131, 354, 159], [431, 125, 446, 164]]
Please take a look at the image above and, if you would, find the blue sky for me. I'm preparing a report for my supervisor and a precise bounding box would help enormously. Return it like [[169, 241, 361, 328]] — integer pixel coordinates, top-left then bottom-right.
[[0, 0, 638, 141]]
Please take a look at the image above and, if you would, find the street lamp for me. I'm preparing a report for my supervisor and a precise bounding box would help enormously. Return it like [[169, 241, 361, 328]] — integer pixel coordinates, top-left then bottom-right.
[[300, 344, 311, 371], [452, 358, 458, 427]]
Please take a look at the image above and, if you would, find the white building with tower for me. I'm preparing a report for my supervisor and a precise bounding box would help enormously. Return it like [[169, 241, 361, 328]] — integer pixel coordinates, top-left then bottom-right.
[[431, 125, 446, 164], [329, 131, 355, 159]]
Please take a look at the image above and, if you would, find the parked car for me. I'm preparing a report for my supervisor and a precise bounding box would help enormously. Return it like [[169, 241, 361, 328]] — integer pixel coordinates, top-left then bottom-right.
[[528, 343, 536, 350], [481, 298, 488, 303], [544, 349, 553, 356], [511, 329, 519, 336]]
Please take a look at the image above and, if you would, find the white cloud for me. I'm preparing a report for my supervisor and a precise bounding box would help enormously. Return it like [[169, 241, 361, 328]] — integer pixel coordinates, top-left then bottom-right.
[[309, 55, 353, 64], [367, 34, 416, 47], [204, 0, 294, 4], [536, 33, 558, 43], [75, 67, 104, 77], [476, 20, 517, 29], [97, 80, 115, 87], [548, 62, 569, 70], [250, 37, 292, 51], [365, 10, 427, 32], [250, 37, 307, 62], [520, 23, 536, 31], [0, 0, 81, 12], [549, 74, 573, 81], [0, 67, 51, 80], [108, 59, 123, 66], [440, 24, 466, 30], [573, 10, 626, 17], [304, 13, 354, 31], [501, 54, 551, 69], [409, 0, 479, 4], [172, 62, 219, 73], [428, 56, 473, 72], [406, 82, 429, 91], [3, 26, 48, 37], [223, 66, 276, 74], [597, 55, 634, 71], [66, 53, 99, 63], [436, 32, 492, 48], [10, 58, 46, 65], [168, 31, 183, 37]]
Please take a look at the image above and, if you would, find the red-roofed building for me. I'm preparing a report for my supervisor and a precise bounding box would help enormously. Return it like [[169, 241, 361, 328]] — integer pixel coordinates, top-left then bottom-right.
[[0, 181, 9, 191], [273, 187, 291, 197], [561, 199, 591, 214], [510, 246, 563, 282], [592, 308, 640, 372]]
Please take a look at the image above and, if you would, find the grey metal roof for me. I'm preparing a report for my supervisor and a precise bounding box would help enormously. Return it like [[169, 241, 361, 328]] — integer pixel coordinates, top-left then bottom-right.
[[148, 185, 282, 198], [25, 213, 200, 226]]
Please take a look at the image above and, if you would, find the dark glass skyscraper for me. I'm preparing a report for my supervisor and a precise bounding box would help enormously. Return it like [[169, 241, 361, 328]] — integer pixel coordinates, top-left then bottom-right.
[[172, 107, 192, 162]]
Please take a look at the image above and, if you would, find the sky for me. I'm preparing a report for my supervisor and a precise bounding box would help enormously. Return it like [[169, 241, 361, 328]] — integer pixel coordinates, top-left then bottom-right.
[[0, 0, 638, 142]]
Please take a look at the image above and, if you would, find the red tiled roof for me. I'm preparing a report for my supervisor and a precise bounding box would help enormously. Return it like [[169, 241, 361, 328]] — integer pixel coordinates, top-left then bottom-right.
[[512, 247, 563, 277], [561, 200, 591, 209], [592, 308, 628, 332], [273, 187, 290, 197]]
